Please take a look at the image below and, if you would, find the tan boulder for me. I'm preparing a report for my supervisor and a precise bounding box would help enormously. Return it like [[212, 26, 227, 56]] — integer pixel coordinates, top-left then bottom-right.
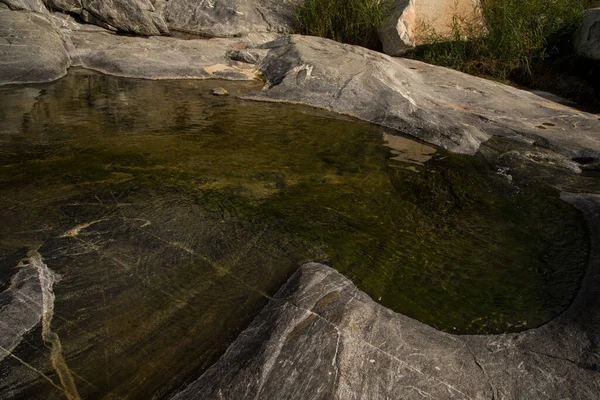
[[379, 0, 481, 56]]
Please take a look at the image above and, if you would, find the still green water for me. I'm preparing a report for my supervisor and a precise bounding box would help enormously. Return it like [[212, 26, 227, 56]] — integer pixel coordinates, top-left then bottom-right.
[[0, 70, 589, 398]]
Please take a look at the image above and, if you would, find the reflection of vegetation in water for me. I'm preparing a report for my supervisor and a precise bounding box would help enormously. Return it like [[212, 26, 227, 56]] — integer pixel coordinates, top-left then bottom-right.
[[0, 70, 588, 337]]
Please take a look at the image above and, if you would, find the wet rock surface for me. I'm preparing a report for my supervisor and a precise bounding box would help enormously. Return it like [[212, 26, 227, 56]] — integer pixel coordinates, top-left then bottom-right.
[[1, 6, 600, 400], [1, 71, 596, 399], [173, 193, 600, 400]]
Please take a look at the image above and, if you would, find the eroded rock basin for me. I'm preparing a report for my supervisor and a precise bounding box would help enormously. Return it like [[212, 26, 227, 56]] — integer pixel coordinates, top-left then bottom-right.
[[0, 71, 593, 399]]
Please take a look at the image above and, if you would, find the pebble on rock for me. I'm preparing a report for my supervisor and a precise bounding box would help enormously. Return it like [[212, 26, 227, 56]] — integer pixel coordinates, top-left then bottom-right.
[[211, 87, 229, 96]]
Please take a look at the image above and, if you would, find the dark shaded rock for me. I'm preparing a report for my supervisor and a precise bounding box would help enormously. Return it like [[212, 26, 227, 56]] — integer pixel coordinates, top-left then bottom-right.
[[81, 0, 168, 35], [575, 8, 600, 61], [226, 48, 264, 64], [163, 0, 300, 37], [250, 35, 600, 156], [0, 8, 70, 85], [172, 194, 600, 400], [43, 0, 81, 13], [81, 8, 117, 31]]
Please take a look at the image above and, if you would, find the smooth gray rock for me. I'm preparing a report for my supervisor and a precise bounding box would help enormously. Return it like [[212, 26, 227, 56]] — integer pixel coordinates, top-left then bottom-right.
[[575, 8, 600, 61], [250, 35, 600, 157], [0, 0, 47, 13], [0, 8, 70, 85], [172, 193, 600, 400], [163, 0, 300, 37], [65, 28, 271, 80]]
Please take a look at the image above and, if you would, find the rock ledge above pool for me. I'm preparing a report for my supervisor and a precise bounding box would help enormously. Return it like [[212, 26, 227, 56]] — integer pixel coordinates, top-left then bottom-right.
[[172, 193, 600, 400], [1, 8, 600, 159]]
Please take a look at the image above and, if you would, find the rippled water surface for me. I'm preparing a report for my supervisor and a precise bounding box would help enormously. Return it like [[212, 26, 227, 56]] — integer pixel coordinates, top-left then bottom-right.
[[0, 70, 589, 399]]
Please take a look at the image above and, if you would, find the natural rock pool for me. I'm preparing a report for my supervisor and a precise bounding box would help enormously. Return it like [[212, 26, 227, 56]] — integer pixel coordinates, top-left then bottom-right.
[[0, 71, 591, 399]]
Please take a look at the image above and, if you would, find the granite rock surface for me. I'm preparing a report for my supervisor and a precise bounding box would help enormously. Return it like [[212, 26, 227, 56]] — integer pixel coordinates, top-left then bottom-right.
[[0, 8, 70, 85], [80, 0, 168, 35], [172, 194, 600, 400], [250, 35, 600, 157], [1, 9, 600, 158], [65, 29, 268, 80], [163, 0, 300, 37], [0, 0, 47, 13]]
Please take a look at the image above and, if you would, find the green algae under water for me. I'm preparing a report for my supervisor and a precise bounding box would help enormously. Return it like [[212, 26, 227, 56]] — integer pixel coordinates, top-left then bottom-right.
[[0, 70, 589, 333], [0, 70, 590, 398]]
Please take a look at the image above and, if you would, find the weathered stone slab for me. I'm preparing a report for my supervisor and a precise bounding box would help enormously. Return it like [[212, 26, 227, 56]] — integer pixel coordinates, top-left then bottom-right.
[[0, 8, 70, 85], [163, 0, 300, 37], [65, 28, 271, 80], [250, 35, 600, 157], [0, 0, 47, 13], [172, 194, 600, 400], [43, 0, 81, 13], [575, 8, 600, 61], [379, 0, 481, 56], [82, 0, 168, 35]]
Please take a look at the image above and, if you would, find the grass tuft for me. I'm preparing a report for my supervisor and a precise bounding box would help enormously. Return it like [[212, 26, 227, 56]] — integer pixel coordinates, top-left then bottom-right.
[[294, 0, 394, 51], [413, 0, 600, 107]]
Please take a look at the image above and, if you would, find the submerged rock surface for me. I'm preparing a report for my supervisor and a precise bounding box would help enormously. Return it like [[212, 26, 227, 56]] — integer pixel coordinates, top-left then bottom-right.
[[1, 71, 595, 399], [173, 194, 600, 400]]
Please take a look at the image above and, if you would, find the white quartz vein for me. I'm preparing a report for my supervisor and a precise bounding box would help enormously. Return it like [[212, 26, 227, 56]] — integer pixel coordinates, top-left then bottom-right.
[[29, 250, 82, 400], [284, 297, 474, 400]]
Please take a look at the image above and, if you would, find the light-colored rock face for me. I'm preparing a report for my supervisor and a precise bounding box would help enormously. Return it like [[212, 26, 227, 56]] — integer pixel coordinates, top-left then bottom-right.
[[0, 8, 70, 85], [163, 0, 300, 37], [2, 10, 599, 162], [0, 0, 47, 13], [575, 8, 600, 60], [379, 0, 481, 56], [251, 35, 600, 158], [66, 30, 266, 80]]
